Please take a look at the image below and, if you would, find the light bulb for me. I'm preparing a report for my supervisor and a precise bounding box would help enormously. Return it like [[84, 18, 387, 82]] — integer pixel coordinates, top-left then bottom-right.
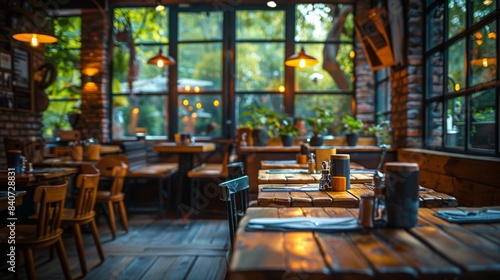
[[30, 35, 39, 47], [157, 59, 164, 68], [299, 59, 306, 68], [482, 58, 488, 67]]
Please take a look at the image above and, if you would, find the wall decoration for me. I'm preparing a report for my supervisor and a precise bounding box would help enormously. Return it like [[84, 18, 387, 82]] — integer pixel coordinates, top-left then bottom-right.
[[0, 91, 14, 110], [13, 48, 31, 90], [3, 72, 11, 91], [0, 52, 11, 70], [0, 71, 3, 89]]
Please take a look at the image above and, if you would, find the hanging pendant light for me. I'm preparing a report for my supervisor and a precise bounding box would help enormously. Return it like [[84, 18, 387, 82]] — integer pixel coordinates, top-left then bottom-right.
[[285, 47, 319, 68], [147, 49, 176, 68], [11, 2, 58, 47]]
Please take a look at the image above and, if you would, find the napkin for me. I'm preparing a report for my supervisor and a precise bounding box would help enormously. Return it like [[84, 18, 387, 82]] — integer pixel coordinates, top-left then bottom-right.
[[260, 185, 319, 192], [246, 217, 361, 232], [266, 170, 308, 174], [434, 209, 500, 223], [350, 169, 377, 174]]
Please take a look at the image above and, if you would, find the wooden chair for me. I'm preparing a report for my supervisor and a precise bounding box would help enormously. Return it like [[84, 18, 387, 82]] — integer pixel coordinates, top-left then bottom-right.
[[0, 182, 72, 280], [218, 172, 249, 247], [95, 157, 129, 239], [60, 164, 104, 275]]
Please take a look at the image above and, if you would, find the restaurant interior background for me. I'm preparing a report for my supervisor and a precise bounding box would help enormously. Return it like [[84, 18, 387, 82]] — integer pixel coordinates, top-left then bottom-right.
[[0, 0, 499, 206]]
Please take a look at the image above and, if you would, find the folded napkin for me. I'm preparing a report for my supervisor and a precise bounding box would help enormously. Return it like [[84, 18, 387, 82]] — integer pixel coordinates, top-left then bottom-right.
[[260, 185, 319, 192], [29, 169, 69, 174], [434, 209, 500, 224], [264, 160, 297, 164], [246, 217, 361, 232], [266, 170, 308, 174], [350, 169, 377, 174]]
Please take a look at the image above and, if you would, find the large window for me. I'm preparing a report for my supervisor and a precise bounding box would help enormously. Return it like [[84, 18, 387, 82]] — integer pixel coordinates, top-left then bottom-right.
[[425, 0, 499, 154], [111, 3, 356, 139], [43, 16, 81, 138]]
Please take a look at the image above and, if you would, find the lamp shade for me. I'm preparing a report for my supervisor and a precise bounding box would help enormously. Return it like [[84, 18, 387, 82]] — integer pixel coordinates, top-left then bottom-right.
[[12, 31, 57, 48], [285, 47, 319, 68], [147, 49, 176, 68]]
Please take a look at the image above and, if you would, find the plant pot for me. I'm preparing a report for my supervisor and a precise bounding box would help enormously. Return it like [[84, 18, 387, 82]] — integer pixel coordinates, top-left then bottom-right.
[[345, 133, 359, 146], [280, 134, 295, 147], [309, 135, 324, 146], [252, 128, 267, 146]]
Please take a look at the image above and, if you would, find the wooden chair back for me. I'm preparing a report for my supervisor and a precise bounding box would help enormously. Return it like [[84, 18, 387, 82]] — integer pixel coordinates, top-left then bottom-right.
[[96, 154, 128, 176], [219, 173, 249, 246], [33, 182, 68, 239], [109, 162, 128, 196], [74, 164, 100, 218], [219, 142, 235, 177]]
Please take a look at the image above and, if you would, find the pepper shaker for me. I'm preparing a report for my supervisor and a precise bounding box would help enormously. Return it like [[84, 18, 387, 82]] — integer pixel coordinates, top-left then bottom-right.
[[318, 161, 331, 191]]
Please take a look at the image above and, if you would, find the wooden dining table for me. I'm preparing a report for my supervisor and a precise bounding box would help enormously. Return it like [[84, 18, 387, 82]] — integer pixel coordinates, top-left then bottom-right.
[[153, 142, 216, 215], [258, 183, 458, 208], [229, 206, 500, 279], [0, 191, 26, 211]]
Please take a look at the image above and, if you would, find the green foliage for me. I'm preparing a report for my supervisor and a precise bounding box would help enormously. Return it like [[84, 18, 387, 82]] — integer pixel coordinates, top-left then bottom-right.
[[341, 115, 363, 134], [305, 107, 337, 136], [277, 117, 299, 136]]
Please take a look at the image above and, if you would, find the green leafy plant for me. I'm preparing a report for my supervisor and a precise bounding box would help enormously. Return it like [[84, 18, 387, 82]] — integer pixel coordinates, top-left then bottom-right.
[[239, 105, 282, 138], [277, 117, 298, 136], [305, 107, 336, 136], [341, 115, 363, 134]]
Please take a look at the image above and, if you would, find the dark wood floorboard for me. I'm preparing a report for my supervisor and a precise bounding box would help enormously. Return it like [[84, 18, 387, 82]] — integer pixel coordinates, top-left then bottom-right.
[[0, 214, 230, 280]]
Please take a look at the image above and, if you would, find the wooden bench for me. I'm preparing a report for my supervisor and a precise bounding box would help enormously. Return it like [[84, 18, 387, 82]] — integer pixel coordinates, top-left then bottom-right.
[[118, 141, 178, 216]]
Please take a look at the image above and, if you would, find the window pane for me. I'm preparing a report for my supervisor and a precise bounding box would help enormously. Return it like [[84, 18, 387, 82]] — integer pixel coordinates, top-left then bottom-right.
[[295, 3, 354, 42], [236, 94, 284, 127], [113, 45, 169, 94], [447, 39, 465, 93], [445, 97, 465, 149], [426, 4, 444, 50], [295, 94, 352, 136], [179, 12, 222, 41], [470, 21, 497, 86], [178, 43, 222, 91], [178, 94, 222, 136], [471, 89, 496, 151], [236, 43, 284, 91], [295, 43, 353, 91], [112, 95, 166, 138], [52, 17, 82, 48], [236, 10, 285, 40], [473, 0, 496, 24], [114, 8, 168, 44], [448, 0, 466, 38], [427, 52, 444, 98], [427, 101, 443, 148]]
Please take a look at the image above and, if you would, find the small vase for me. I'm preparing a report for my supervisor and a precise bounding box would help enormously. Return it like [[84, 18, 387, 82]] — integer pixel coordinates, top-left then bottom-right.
[[309, 135, 324, 146], [280, 135, 295, 146], [345, 133, 359, 146]]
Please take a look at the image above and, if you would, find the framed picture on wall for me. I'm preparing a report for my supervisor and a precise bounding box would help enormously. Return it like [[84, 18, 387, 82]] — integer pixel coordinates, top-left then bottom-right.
[[4, 72, 11, 91], [13, 47, 30, 90], [0, 52, 11, 70], [0, 91, 14, 110], [0, 71, 3, 89]]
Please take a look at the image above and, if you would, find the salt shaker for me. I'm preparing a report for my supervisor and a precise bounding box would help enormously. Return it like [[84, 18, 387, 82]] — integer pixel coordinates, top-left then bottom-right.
[[308, 153, 316, 174], [318, 161, 331, 191], [373, 171, 387, 227]]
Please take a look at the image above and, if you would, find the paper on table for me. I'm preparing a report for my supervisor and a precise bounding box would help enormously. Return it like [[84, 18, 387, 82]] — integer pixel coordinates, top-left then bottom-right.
[[246, 217, 361, 232], [434, 209, 500, 223], [260, 185, 319, 192]]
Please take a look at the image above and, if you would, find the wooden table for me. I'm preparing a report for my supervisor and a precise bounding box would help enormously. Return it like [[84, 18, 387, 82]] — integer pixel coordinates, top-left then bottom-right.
[[260, 160, 366, 170], [229, 207, 500, 279], [0, 167, 78, 186], [258, 183, 458, 208], [154, 142, 216, 216], [258, 169, 374, 185], [0, 191, 26, 211]]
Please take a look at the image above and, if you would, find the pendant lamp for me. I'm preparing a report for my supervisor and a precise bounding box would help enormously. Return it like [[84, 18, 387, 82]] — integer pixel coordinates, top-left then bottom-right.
[[285, 47, 319, 68], [147, 49, 176, 68], [11, 2, 57, 47]]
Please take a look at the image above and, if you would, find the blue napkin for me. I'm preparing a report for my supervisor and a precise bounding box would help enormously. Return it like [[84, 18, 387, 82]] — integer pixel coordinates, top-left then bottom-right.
[[266, 170, 308, 174], [434, 209, 500, 223], [260, 185, 319, 192], [246, 217, 361, 232]]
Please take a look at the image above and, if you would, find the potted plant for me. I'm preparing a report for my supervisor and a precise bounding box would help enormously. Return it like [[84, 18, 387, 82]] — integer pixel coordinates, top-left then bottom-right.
[[341, 115, 363, 146], [276, 117, 298, 146], [239, 105, 281, 146], [305, 107, 336, 146]]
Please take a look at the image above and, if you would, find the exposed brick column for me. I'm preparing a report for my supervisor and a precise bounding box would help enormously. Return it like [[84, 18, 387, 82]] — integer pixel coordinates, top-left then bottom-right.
[[390, 0, 424, 148], [78, 10, 109, 142], [354, 0, 376, 128]]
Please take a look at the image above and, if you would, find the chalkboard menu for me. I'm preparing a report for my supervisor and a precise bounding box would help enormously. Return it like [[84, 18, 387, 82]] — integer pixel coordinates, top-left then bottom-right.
[[0, 48, 14, 111], [12, 47, 33, 112]]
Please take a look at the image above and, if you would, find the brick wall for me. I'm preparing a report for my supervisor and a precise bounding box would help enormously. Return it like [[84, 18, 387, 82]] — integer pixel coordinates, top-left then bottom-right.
[[390, 0, 424, 148]]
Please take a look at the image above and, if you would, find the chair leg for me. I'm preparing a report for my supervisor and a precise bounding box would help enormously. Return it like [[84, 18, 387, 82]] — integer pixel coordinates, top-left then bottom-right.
[[118, 200, 129, 232], [73, 224, 87, 275], [107, 201, 117, 239], [55, 237, 73, 280], [90, 219, 105, 262], [23, 248, 35, 280]]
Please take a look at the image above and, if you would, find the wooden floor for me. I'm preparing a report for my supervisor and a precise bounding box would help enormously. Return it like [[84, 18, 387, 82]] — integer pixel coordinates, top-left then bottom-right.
[[0, 214, 230, 280]]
